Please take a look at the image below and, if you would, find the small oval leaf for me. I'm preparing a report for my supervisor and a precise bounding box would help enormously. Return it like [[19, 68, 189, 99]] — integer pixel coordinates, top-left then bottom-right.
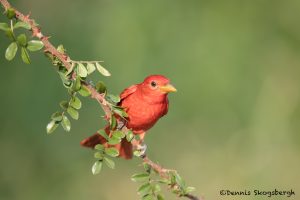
[[60, 101, 69, 109], [131, 173, 150, 182], [77, 63, 88, 77], [46, 120, 59, 134], [61, 115, 71, 132], [78, 85, 91, 97], [103, 157, 115, 169], [27, 40, 44, 51], [97, 129, 109, 141], [67, 107, 79, 120], [138, 183, 151, 195], [94, 152, 103, 159], [94, 144, 104, 151], [70, 96, 81, 109], [113, 130, 126, 139], [126, 130, 134, 142], [14, 21, 31, 30], [95, 81, 106, 93], [96, 62, 111, 76], [17, 34, 27, 46], [157, 194, 165, 200], [5, 42, 18, 61], [107, 135, 121, 145], [0, 22, 9, 31], [86, 63, 96, 74], [21, 47, 31, 64], [104, 147, 119, 157], [92, 161, 102, 175], [51, 111, 63, 121]]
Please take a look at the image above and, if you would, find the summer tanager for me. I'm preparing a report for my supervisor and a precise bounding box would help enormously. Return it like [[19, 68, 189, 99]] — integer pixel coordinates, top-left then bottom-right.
[[80, 75, 176, 159]]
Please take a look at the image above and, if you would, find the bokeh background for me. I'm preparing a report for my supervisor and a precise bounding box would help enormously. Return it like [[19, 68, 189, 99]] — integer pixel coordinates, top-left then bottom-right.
[[1, 0, 300, 200]]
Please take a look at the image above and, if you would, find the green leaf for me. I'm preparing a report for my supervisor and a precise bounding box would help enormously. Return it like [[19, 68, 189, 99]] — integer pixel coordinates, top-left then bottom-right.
[[0, 23, 9, 31], [126, 130, 134, 142], [5, 29, 14, 40], [138, 183, 151, 195], [57, 45, 66, 53], [78, 85, 91, 97], [152, 184, 161, 193], [103, 157, 115, 169], [131, 173, 150, 182], [174, 172, 185, 189], [21, 47, 31, 64], [94, 144, 104, 151], [157, 194, 165, 200], [77, 63, 88, 77], [143, 163, 151, 173], [97, 129, 109, 141], [92, 160, 102, 175], [51, 111, 62, 121], [70, 96, 81, 109], [96, 62, 111, 76], [5, 42, 18, 61], [67, 107, 79, 120], [108, 135, 121, 145], [185, 186, 196, 194], [95, 81, 106, 93], [65, 63, 75, 76], [72, 76, 81, 92], [14, 21, 31, 30], [17, 34, 27, 46], [61, 115, 71, 132], [46, 120, 59, 134], [94, 152, 103, 159], [86, 63, 96, 74], [113, 107, 128, 118], [60, 100, 69, 109], [104, 147, 119, 157], [110, 115, 117, 130], [113, 130, 125, 139], [106, 94, 120, 103], [158, 178, 169, 184], [27, 40, 44, 51], [6, 8, 15, 19], [142, 195, 154, 200]]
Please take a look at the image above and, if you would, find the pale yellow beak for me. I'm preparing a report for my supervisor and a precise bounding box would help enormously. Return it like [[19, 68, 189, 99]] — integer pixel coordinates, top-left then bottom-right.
[[159, 84, 177, 93]]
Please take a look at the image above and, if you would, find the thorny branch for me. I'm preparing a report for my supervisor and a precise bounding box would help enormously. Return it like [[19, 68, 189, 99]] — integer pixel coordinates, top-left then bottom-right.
[[0, 1, 202, 199]]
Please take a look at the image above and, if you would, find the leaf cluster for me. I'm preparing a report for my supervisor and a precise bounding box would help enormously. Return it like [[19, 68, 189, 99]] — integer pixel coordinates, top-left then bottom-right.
[[0, 10, 43, 64]]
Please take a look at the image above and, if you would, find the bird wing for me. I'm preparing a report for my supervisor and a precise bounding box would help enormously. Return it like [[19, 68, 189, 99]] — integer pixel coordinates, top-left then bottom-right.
[[120, 84, 138, 100]]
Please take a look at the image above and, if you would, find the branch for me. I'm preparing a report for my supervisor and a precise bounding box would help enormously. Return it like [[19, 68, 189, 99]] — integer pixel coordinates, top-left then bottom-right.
[[0, 1, 202, 199], [0, 0, 111, 117]]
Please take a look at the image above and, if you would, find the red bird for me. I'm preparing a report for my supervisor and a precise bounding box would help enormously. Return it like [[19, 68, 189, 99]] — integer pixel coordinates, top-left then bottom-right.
[[80, 75, 176, 159]]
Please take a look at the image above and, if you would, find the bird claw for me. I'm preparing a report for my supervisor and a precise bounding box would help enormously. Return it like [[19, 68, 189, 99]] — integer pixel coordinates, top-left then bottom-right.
[[134, 143, 147, 157]]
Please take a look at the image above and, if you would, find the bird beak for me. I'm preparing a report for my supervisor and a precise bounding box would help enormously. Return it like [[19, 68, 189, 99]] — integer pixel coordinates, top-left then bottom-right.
[[160, 84, 177, 93]]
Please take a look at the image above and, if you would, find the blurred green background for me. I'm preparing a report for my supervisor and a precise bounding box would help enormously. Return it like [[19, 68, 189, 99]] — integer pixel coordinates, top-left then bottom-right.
[[1, 0, 300, 200]]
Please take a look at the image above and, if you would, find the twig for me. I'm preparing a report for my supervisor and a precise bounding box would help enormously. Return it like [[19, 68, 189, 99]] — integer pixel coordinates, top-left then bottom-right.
[[0, 1, 202, 199]]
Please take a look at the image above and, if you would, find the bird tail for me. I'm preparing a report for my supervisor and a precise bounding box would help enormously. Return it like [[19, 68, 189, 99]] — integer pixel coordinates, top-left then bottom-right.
[[80, 127, 133, 159]]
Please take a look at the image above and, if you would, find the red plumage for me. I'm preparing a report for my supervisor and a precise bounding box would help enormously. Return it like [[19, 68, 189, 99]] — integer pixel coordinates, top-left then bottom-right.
[[80, 75, 176, 159]]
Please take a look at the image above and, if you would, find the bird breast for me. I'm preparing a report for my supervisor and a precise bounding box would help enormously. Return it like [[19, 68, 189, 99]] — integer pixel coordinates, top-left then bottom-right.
[[121, 93, 168, 134]]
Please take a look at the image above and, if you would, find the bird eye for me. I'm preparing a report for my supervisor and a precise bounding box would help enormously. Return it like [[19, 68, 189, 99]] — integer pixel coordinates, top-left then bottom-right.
[[150, 81, 157, 88]]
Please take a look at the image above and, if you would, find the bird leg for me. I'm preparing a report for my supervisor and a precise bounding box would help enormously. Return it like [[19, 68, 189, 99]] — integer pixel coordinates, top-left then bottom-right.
[[132, 132, 147, 157]]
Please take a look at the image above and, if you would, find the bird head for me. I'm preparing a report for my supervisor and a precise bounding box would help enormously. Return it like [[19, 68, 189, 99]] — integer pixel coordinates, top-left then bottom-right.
[[140, 75, 177, 97]]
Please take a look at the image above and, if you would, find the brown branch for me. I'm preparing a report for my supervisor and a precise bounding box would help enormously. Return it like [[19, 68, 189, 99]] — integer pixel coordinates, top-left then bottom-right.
[[0, 1, 202, 200], [0, 0, 112, 118], [142, 154, 203, 200]]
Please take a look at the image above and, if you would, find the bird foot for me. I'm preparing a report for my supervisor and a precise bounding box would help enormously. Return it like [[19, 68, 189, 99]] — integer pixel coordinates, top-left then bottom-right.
[[133, 143, 147, 158]]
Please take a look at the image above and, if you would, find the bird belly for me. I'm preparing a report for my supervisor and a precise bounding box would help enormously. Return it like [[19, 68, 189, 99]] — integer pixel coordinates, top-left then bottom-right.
[[123, 101, 167, 134]]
